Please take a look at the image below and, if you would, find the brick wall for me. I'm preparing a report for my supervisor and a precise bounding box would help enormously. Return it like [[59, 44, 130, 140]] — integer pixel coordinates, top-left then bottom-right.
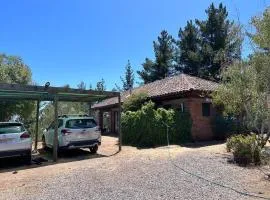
[[186, 98, 215, 140], [161, 97, 215, 141]]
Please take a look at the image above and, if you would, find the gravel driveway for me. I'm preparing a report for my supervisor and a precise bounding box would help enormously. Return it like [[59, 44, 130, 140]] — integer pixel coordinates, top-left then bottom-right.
[[0, 136, 269, 200]]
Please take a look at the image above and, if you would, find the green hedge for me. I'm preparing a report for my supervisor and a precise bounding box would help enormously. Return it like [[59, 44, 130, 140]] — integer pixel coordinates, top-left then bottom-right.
[[121, 101, 192, 147], [227, 134, 262, 166]]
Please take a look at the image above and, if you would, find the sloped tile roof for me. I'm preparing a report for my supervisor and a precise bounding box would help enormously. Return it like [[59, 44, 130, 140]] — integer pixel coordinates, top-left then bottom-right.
[[92, 74, 219, 109]]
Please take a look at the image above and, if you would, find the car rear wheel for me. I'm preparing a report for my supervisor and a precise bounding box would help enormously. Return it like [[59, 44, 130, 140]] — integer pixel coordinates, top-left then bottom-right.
[[89, 145, 98, 154], [42, 136, 48, 151], [23, 151, 32, 165]]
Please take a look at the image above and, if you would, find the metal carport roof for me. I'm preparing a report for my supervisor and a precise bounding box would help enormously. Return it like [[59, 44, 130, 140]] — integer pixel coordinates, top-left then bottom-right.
[[0, 83, 122, 161]]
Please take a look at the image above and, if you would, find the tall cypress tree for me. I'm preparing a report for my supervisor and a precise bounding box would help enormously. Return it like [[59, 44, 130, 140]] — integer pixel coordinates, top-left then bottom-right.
[[120, 60, 135, 91], [138, 30, 175, 83], [195, 3, 242, 81], [176, 20, 201, 76]]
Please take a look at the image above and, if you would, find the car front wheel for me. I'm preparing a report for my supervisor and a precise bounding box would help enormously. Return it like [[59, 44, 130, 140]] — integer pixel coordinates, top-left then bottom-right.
[[89, 145, 98, 154]]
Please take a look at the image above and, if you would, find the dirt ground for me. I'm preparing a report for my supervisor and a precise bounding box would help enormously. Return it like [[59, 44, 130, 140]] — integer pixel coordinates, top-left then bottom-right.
[[0, 136, 269, 200]]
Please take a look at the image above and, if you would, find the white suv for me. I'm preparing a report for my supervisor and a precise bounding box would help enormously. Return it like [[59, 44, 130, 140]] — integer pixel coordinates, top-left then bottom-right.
[[0, 122, 32, 164], [42, 115, 101, 153]]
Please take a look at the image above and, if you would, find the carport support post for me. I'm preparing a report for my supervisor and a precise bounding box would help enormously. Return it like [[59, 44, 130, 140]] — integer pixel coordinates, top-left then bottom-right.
[[34, 100, 40, 151], [118, 94, 122, 151], [53, 96, 59, 162]]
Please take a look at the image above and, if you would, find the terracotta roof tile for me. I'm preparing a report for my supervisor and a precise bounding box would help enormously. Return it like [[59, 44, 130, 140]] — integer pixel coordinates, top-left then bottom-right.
[[92, 74, 219, 109]]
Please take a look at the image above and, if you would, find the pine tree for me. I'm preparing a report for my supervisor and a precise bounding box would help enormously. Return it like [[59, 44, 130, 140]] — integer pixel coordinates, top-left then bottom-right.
[[138, 30, 175, 83], [176, 20, 201, 76], [95, 78, 106, 91], [195, 3, 242, 81], [120, 60, 135, 91], [77, 81, 86, 90]]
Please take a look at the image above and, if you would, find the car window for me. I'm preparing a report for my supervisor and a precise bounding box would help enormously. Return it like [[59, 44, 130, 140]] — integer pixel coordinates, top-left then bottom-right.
[[58, 119, 63, 128], [0, 124, 25, 134], [48, 119, 64, 130], [66, 119, 97, 129]]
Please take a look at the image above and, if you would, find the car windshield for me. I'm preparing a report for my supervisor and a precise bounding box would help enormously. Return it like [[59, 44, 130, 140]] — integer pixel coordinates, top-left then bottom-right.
[[66, 119, 97, 129], [0, 124, 25, 134]]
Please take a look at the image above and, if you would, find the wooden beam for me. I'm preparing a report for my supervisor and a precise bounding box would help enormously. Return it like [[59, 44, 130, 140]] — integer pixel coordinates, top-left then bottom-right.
[[0, 83, 119, 97], [118, 94, 122, 151], [53, 97, 59, 162], [34, 100, 40, 151]]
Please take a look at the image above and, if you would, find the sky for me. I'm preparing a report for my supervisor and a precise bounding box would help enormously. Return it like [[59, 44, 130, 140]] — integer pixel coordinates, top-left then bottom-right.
[[0, 0, 269, 90]]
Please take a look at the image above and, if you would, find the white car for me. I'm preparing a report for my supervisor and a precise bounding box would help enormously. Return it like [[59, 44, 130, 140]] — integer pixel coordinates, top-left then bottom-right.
[[0, 122, 32, 164], [42, 115, 101, 153]]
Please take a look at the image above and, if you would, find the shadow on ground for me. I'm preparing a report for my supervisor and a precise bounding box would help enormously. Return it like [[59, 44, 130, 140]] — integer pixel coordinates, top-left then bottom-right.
[[134, 140, 225, 150], [0, 148, 120, 174]]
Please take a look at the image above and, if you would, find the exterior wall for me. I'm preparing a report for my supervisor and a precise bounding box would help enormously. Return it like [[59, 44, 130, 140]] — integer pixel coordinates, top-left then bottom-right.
[[160, 97, 215, 141], [94, 108, 119, 135], [96, 96, 216, 140], [186, 98, 215, 140]]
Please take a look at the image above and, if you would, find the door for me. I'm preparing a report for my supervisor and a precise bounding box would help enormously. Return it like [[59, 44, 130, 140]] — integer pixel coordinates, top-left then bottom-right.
[[46, 119, 63, 147], [114, 111, 119, 133]]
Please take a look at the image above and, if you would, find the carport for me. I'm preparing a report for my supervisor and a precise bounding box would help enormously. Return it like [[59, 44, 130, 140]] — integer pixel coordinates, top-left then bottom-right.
[[0, 83, 121, 161]]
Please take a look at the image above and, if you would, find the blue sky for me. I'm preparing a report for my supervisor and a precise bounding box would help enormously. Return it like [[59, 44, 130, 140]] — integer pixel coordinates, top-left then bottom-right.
[[0, 0, 269, 90]]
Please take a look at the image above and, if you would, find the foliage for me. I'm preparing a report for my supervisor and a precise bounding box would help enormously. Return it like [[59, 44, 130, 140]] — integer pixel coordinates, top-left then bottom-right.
[[121, 101, 192, 147], [122, 92, 148, 112], [213, 8, 270, 148], [174, 3, 242, 81], [212, 115, 240, 140], [120, 60, 135, 91], [226, 134, 262, 166], [176, 20, 201, 76], [0, 54, 34, 121], [137, 30, 175, 83], [95, 78, 106, 91], [194, 3, 242, 81]]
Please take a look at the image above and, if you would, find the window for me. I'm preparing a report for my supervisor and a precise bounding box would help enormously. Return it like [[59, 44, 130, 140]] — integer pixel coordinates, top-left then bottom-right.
[[202, 103, 211, 117], [163, 104, 172, 109], [177, 103, 184, 113], [66, 119, 97, 129], [47, 119, 63, 130], [58, 119, 63, 128], [0, 123, 25, 134]]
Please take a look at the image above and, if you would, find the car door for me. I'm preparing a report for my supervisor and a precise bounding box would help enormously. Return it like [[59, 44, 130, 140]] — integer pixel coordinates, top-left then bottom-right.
[[46, 122, 54, 147], [47, 120, 63, 147]]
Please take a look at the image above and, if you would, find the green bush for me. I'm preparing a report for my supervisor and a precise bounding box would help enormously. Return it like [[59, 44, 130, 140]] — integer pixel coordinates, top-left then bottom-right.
[[121, 101, 192, 147], [122, 92, 148, 112], [213, 115, 242, 140], [226, 134, 262, 166]]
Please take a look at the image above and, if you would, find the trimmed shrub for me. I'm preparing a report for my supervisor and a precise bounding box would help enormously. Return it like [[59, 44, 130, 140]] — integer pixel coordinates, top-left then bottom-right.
[[122, 92, 148, 112], [213, 115, 242, 140], [121, 101, 192, 147], [226, 134, 262, 166]]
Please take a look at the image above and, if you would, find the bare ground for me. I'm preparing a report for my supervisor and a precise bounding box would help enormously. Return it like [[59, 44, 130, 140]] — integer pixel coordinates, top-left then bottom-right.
[[0, 136, 269, 200]]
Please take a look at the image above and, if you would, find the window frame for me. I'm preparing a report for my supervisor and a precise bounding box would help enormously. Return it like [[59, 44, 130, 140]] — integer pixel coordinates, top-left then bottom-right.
[[202, 103, 211, 117]]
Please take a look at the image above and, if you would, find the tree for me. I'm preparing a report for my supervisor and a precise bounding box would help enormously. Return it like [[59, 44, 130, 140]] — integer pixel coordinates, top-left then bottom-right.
[[195, 3, 242, 81], [77, 81, 86, 90], [95, 78, 106, 91], [138, 30, 175, 83], [120, 60, 135, 91], [122, 92, 148, 112], [176, 20, 201, 76], [0, 54, 34, 121], [213, 8, 270, 147]]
